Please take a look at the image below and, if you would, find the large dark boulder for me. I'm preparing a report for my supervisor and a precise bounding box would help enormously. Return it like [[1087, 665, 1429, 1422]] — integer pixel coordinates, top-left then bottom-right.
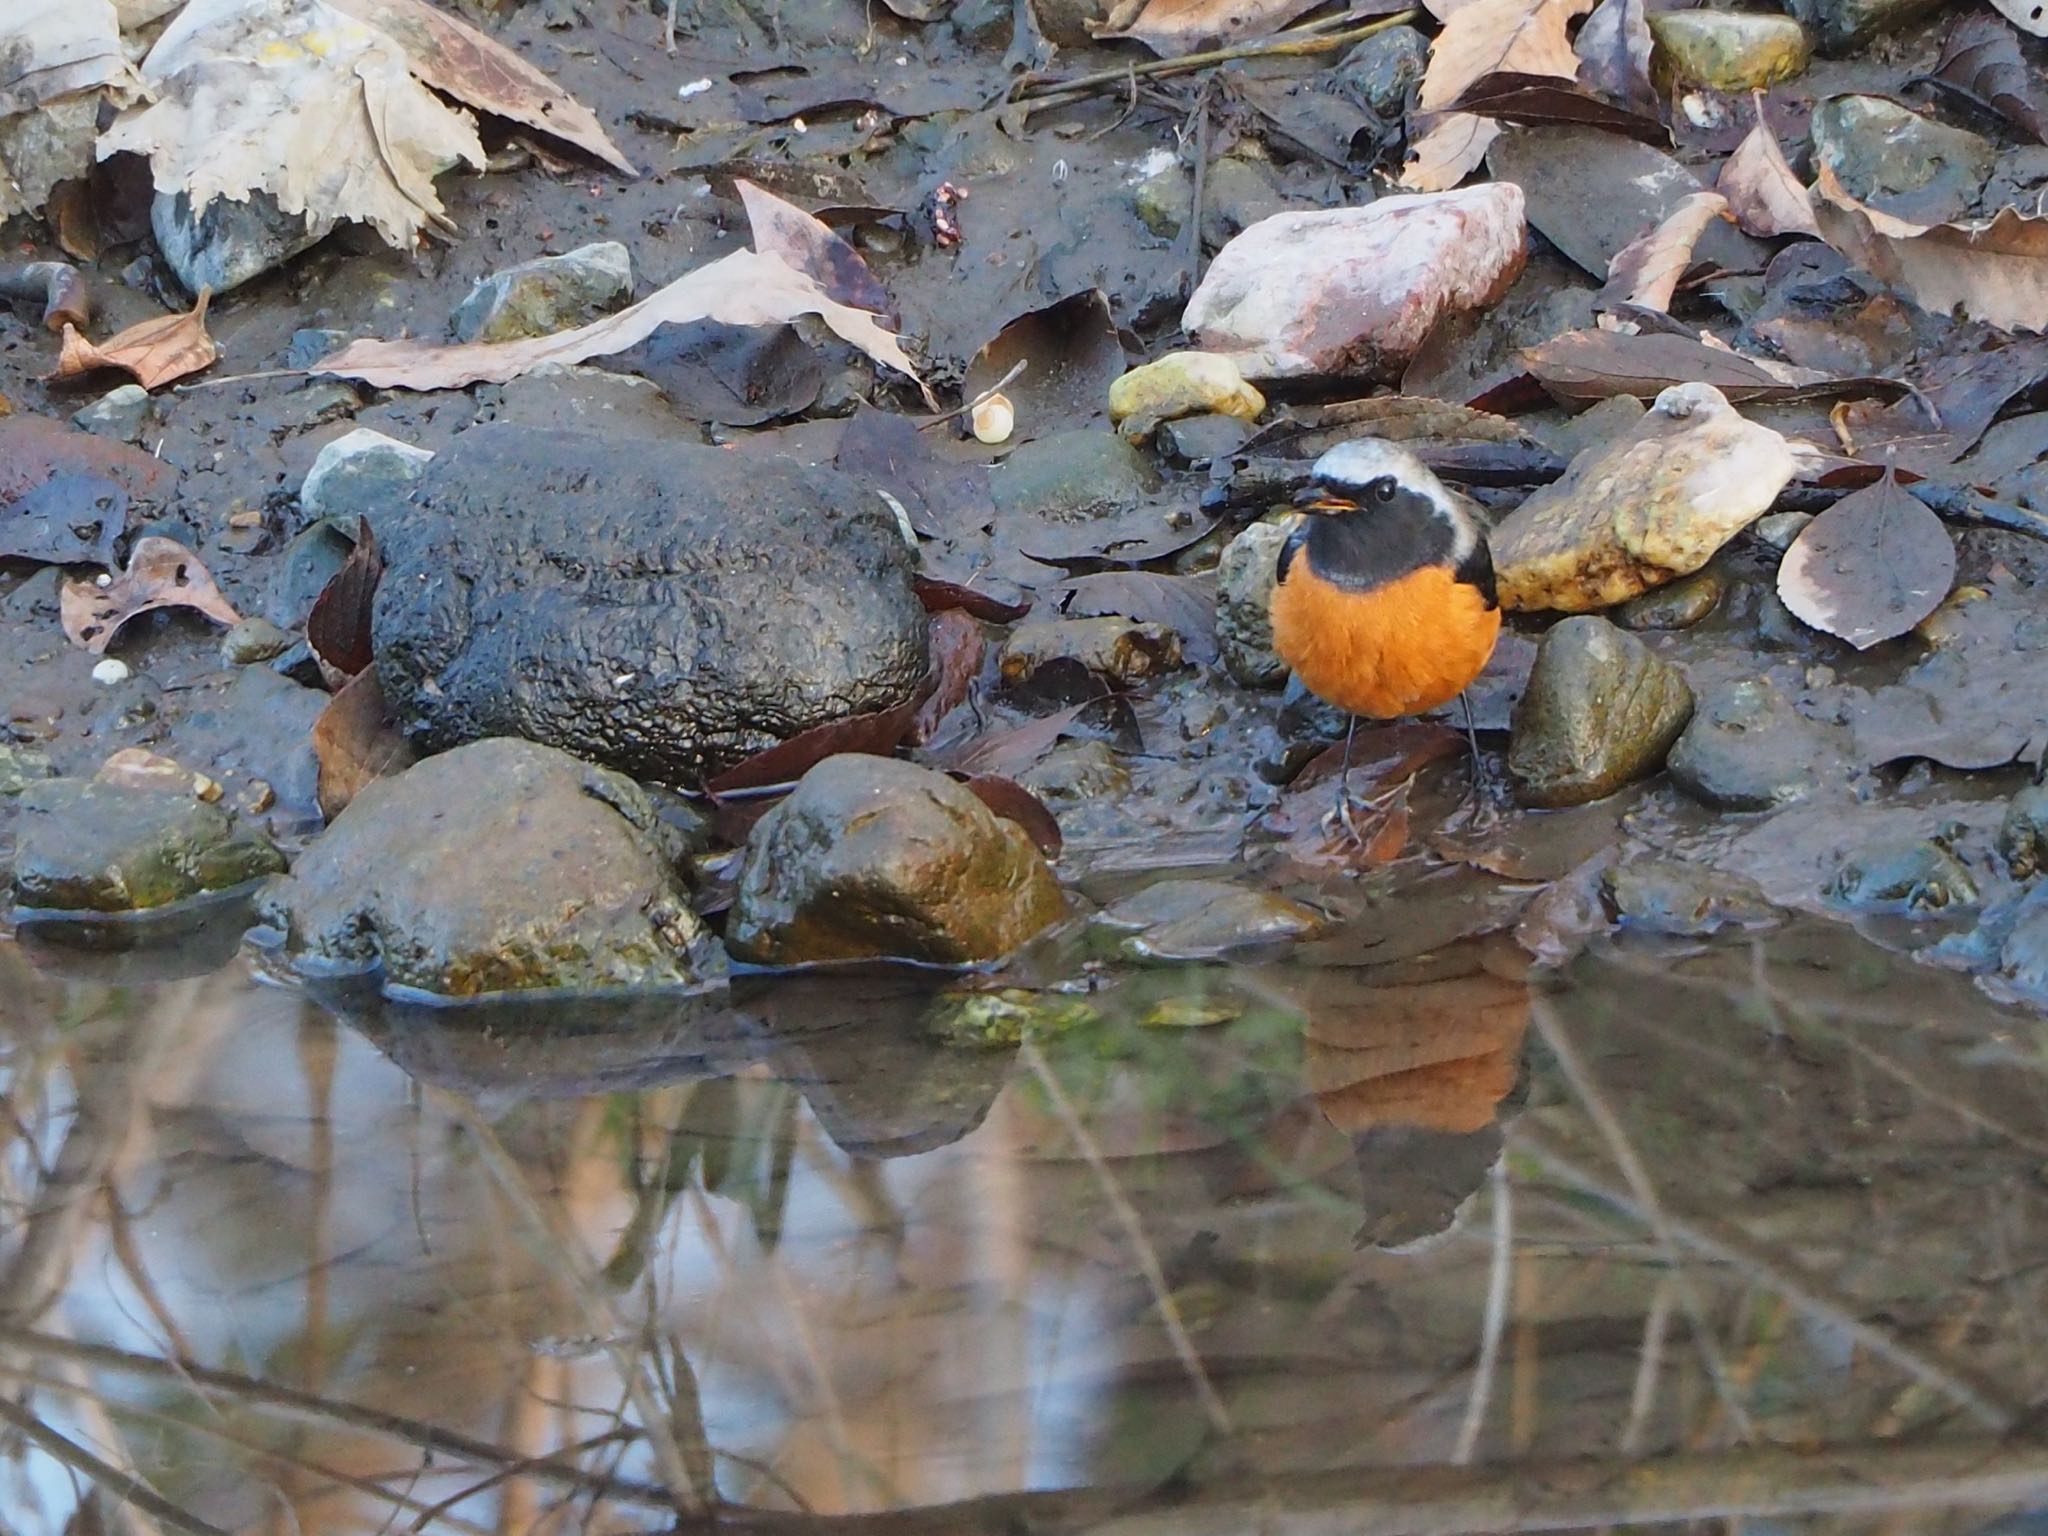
[[372, 426, 928, 785]]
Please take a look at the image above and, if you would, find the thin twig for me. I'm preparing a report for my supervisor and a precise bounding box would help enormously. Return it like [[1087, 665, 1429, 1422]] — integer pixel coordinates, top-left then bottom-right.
[[0, 1392, 227, 1536], [918, 358, 1029, 432]]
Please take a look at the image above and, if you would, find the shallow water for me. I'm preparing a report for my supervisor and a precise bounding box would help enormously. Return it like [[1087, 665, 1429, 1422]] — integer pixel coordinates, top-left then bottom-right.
[[5, 913, 2048, 1535]]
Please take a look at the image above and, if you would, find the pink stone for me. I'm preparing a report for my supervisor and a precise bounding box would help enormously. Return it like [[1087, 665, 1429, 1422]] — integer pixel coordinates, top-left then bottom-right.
[[1184, 184, 1529, 382]]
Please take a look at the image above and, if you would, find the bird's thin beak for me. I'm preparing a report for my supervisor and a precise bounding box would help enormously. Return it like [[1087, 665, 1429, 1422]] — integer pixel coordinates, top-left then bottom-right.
[[1293, 484, 1356, 514]]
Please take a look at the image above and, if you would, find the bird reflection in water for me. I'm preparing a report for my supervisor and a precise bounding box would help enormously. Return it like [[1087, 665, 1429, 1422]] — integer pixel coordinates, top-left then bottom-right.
[[1298, 936, 1531, 1252]]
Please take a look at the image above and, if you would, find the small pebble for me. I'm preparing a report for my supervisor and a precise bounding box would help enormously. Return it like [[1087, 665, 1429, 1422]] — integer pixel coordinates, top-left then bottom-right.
[[91, 658, 131, 684]]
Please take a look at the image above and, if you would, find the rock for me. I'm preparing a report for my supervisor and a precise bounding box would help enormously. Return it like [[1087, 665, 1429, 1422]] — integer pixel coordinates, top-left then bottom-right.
[[1750, 511, 1814, 552], [1507, 617, 1695, 807], [988, 430, 1158, 559], [253, 738, 721, 996], [373, 425, 928, 785], [1780, 0, 1947, 54], [925, 988, 1096, 1049], [1491, 383, 1796, 612], [152, 189, 325, 295], [284, 328, 348, 369], [1334, 24, 1431, 119], [451, 242, 633, 343], [1108, 352, 1265, 444], [221, 616, 296, 666], [472, 367, 699, 440], [300, 428, 435, 525], [1604, 861, 1780, 936], [1647, 12, 1809, 91], [1999, 776, 2048, 879], [726, 756, 1066, 966], [1200, 154, 1292, 249], [1216, 521, 1292, 688], [1999, 900, 2048, 1002], [999, 617, 1182, 700], [1811, 96, 1995, 228], [1666, 678, 1843, 810], [1017, 739, 1130, 802], [1093, 878, 1329, 961], [1156, 412, 1255, 468], [96, 748, 220, 802], [1133, 164, 1193, 239], [11, 779, 283, 914], [1183, 185, 1528, 382], [0, 744, 55, 798], [1618, 569, 1723, 630], [270, 522, 356, 625], [71, 385, 153, 442], [1826, 827, 1980, 915], [1534, 393, 1645, 462]]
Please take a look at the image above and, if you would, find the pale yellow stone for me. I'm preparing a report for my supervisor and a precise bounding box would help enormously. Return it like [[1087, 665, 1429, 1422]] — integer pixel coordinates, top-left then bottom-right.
[[1108, 351, 1265, 442]]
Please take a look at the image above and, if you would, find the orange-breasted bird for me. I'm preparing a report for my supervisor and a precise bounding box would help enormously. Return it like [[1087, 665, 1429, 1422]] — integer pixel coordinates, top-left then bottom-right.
[[1270, 440, 1501, 817]]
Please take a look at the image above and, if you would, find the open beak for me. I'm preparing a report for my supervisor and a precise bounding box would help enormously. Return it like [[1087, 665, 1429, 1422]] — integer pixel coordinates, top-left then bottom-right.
[[1293, 484, 1356, 515]]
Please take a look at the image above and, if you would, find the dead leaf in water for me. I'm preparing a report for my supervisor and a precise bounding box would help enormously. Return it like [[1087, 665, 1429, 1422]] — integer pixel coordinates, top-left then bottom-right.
[[955, 772, 1063, 855], [1717, 115, 1820, 239], [61, 535, 241, 652], [1597, 191, 1730, 316], [1778, 466, 1956, 650], [705, 697, 926, 796], [313, 667, 416, 819], [54, 289, 218, 390], [316, 249, 931, 403], [908, 608, 988, 746], [1402, 0, 1595, 191]]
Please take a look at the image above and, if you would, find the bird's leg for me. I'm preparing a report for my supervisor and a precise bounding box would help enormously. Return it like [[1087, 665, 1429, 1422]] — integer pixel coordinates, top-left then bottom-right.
[[1456, 690, 1504, 829], [1333, 714, 1360, 840]]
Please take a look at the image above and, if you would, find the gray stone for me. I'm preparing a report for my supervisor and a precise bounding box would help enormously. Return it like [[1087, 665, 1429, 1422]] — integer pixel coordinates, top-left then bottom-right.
[[373, 425, 929, 785], [0, 744, 55, 798], [1134, 165, 1193, 240], [470, 367, 698, 440], [253, 738, 723, 996], [1202, 155, 1291, 251], [1811, 96, 1995, 228], [1334, 25, 1430, 119], [1618, 569, 1724, 631], [1507, 617, 1695, 807], [284, 328, 348, 369], [1750, 511, 1813, 552], [1156, 412, 1255, 468], [300, 428, 435, 525], [152, 190, 326, 296], [1780, 0, 1947, 54], [988, 430, 1159, 560], [221, 617, 296, 666], [1827, 827, 1980, 915], [71, 385, 152, 442], [12, 779, 283, 914], [269, 522, 356, 628], [1216, 521, 1291, 688], [1604, 860, 1780, 937], [1667, 678, 1844, 811], [1999, 776, 2048, 879], [726, 756, 1066, 966], [451, 241, 633, 344]]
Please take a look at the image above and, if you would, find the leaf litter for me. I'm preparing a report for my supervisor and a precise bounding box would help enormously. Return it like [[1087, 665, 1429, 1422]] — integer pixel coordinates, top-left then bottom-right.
[[61, 535, 241, 652]]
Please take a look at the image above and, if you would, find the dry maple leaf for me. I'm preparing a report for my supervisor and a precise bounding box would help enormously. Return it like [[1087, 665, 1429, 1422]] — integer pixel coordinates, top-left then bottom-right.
[[62, 535, 242, 653], [98, 0, 486, 253], [315, 247, 934, 404], [1597, 191, 1730, 317], [1403, 0, 1594, 191], [1717, 106, 1819, 239], [53, 288, 218, 390]]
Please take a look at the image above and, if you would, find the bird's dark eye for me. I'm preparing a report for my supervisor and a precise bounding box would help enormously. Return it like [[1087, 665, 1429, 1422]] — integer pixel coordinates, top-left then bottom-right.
[[1371, 476, 1398, 504]]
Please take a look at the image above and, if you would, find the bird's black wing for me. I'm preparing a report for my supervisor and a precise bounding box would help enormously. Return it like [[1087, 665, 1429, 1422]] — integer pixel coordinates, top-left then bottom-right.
[[1457, 536, 1498, 610], [1276, 520, 1309, 584]]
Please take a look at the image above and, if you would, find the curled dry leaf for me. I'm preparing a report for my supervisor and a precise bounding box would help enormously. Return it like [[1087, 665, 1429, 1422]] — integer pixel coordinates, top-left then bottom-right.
[[1444, 71, 1665, 143], [909, 608, 987, 746], [306, 518, 382, 682], [1597, 191, 1731, 316], [61, 535, 241, 652], [736, 178, 897, 324], [1402, 0, 1594, 192], [1777, 465, 1956, 650], [326, 0, 634, 174], [316, 249, 932, 404], [1814, 162, 2048, 333], [54, 288, 217, 390], [1922, 8, 2047, 142], [1717, 114, 1820, 239], [313, 667, 417, 820], [1090, 0, 1335, 56]]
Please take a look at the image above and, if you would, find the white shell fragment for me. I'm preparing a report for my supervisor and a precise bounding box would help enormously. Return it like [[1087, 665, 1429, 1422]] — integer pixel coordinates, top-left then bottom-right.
[[971, 391, 1015, 445]]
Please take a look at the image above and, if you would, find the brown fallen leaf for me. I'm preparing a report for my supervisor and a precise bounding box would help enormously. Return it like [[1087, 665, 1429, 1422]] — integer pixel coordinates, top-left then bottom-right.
[[1777, 464, 1956, 650], [1572, 0, 1655, 114], [327, 0, 634, 174], [1597, 191, 1731, 316], [1090, 0, 1335, 56], [737, 179, 897, 325], [316, 248, 932, 404], [1815, 162, 2048, 333], [61, 535, 241, 652], [1402, 0, 1595, 192], [908, 608, 988, 746], [313, 668, 417, 820], [704, 694, 927, 795], [1717, 110, 1820, 239], [954, 772, 1062, 856], [54, 289, 218, 390], [1444, 70, 1665, 143], [1919, 9, 2046, 145], [306, 519, 382, 683]]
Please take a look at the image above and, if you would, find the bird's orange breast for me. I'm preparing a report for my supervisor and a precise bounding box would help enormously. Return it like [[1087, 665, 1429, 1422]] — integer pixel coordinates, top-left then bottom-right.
[[1271, 559, 1501, 720]]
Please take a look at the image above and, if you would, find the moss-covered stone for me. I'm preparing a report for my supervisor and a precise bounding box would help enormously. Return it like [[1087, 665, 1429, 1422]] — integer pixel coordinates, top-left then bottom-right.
[[11, 779, 284, 913]]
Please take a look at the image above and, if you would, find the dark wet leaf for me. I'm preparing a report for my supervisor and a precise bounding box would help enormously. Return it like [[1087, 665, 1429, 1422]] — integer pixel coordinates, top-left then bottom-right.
[[1826, 330, 2048, 470], [1521, 329, 1875, 404], [705, 696, 925, 795], [1231, 76, 1386, 170], [913, 573, 1033, 622], [908, 609, 988, 746], [955, 773, 1062, 855], [1445, 71, 1666, 144], [0, 415, 174, 509], [313, 668, 416, 820], [1059, 572, 1218, 666], [1573, 0, 1656, 115], [723, 58, 986, 125], [306, 519, 383, 683], [60, 536, 241, 653], [836, 408, 996, 542], [737, 179, 900, 326], [0, 472, 126, 567], [1778, 467, 1956, 650], [1920, 10, 2047, 145], [620, 320, 824, 426], [963, 291, 1124, 441], [949, 695, 1140, 779]]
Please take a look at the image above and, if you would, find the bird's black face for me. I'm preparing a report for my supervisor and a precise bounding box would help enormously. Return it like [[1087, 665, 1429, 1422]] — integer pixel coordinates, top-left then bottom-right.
[[1294, 472, 1422, 519]]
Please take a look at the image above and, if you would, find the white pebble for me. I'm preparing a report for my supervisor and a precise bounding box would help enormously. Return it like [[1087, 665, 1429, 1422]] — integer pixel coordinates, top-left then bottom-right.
[[92, 658, 131, 685]]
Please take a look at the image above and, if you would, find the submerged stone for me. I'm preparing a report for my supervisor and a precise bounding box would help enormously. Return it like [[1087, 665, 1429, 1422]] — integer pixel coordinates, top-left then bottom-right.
[[1648, 11, 1809, 91], [11, 779, 283, 914], [1811, 96, 1995, 228], [1826, 827, 1981, 915], [1604, 861, 1781, 936], [1094, 878, 1328, 961]]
